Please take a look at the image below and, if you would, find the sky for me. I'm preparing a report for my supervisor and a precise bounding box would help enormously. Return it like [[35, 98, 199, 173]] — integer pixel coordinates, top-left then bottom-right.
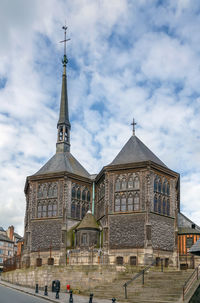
[[0, 0, 200, 236]]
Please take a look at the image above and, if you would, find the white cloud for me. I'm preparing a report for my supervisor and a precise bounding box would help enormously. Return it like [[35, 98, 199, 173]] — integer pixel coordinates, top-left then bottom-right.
[[0, 0, 200, 235]]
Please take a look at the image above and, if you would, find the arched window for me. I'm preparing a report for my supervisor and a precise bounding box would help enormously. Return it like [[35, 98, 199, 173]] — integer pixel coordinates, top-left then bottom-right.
[[53, 185, 57, 197], [134, 176, 140, 189], [64, 130, 68, 142], [121, 195, 126, 211], [167, 199, 170, 216], [72, 187, 76, 199], [48, 204, 53, 217], [158, 179, 161, 193], [154, 195, 157, 212], [48, 185, 53, 197], [38, 185, 43, 198], [53, 203, 57, 216], [115, 179, 120, 191], [167, 183, 170, 196], [71, 201, 75, 218], [77, 188, 81, 200], [59, 126, 63, 141], [127, 194, 133, 211], [38, 205, 42, 218], [158, 196, 161, 214], [163, 198, 166, 215], [115, 195, 120, 212], [128, 177, 133, 189], [43, 186, 47, 198], [82, 190, 86, 201], [154, 177, 158, 192], [76, 203, 80, 219], [121, 178, 127, 190], [87, 191, 90, 202], [162, 180, 166, 194], [82, 204, 86, 219], [134, 194, 139, 210], [42, 205, 47, 217]]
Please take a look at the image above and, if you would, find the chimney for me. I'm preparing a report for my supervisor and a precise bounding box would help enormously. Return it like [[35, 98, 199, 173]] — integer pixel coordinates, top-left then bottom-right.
[[8, 225, 14, 240]]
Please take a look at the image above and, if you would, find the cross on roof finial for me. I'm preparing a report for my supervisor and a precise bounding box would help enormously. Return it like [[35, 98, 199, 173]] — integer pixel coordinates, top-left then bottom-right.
[[131, 118, 137, 136], [60, 24, 70, 66]]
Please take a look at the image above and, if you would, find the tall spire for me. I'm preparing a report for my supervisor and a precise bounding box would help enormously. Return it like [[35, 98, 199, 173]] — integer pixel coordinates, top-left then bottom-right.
[[56, 25, 71, 153]]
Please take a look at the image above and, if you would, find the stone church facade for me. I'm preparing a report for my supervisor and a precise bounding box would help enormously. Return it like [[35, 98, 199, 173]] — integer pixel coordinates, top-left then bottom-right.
[[23, 37, 180, 267]]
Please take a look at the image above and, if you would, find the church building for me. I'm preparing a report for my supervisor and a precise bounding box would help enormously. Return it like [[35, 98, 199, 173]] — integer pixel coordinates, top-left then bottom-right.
[[23, 29, 180, 267]]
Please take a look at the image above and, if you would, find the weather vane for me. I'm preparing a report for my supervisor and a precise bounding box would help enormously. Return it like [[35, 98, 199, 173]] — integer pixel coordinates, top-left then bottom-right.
[[60, 24, 70, 66], [131, 118, 137, 136]]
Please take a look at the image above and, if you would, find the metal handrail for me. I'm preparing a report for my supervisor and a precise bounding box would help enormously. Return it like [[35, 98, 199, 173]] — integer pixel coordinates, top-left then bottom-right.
[[183, 264, 200, 301], [123, 260, 157, 299]]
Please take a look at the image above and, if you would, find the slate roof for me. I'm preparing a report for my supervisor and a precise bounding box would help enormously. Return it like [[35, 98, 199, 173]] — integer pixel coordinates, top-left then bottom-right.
[[178, 212, 200, 232], [0, 227, 5, 231], [109, 135, 167, 167], [34, 152, 90, 178], [189, 239, 200, 255], [178, 227, 200, 235], [0, 234, 14, 243], [76, 211, 100, 230]]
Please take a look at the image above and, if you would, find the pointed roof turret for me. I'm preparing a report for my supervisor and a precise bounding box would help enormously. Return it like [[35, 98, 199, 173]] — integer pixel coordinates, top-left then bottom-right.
[[109, 120, 167, 168], [76, 211, 100, 230]]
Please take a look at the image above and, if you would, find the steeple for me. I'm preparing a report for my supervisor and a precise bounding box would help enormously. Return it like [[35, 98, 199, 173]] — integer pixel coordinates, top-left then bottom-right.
[[56, 26, 71, 153]]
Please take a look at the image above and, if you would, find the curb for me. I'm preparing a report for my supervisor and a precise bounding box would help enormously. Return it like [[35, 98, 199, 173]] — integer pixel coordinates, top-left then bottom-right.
[[0, 281, 61, 303]]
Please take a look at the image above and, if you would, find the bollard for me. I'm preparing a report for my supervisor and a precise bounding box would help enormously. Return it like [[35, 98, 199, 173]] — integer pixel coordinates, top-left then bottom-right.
[[44, 285, 48, 296], [124, 283, 127, 299], [35, 283, 39, 294], [56, 289, 59, 299], [161, 259, 163, 272], [112, 298, 116, 303], [89, 293, 93, 303], [69, 290, 73, 303]]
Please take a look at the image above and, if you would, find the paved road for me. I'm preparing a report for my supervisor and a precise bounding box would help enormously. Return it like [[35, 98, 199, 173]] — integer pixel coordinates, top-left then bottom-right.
[[0, 284, 48, 303]]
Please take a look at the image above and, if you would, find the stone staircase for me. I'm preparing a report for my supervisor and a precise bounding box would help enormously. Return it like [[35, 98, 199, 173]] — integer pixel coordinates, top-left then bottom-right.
[[83, 269, 194, 303]]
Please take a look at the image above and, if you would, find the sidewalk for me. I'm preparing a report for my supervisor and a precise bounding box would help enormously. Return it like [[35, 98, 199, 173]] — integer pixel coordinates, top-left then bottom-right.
[[0, 278, 114, 303]]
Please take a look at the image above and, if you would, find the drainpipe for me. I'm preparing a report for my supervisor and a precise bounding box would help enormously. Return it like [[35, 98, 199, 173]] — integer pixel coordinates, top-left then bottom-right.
[[92, 181, 95, 215]]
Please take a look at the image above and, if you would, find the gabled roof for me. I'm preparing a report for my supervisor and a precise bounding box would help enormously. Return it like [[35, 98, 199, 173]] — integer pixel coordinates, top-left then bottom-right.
[[189, 239, 200, 255], [34, 152, 90, 178], [178, 212, 200, 231], [0, 234, 14, 243], [109, 135, 167, 167], [76, 211, 100, 230]]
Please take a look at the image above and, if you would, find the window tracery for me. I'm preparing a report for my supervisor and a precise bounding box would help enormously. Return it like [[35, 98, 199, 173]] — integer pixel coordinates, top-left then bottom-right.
[[114, 192, 140, 212], [121, 178, 127, 190], [128, 177, 133, 189], [127, 194, 133, 211], [37, 182, 58, 218], [70, 183, 91, 220], [134, 176, 139, 189], [154, 174, 170, 216], [134, 194, 139, 210], [114, 173, 140, 213]]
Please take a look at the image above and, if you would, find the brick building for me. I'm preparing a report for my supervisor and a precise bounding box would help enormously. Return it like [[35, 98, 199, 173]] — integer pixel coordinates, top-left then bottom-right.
[[0, 226, 22, 272], [23, 31, 181, 267]]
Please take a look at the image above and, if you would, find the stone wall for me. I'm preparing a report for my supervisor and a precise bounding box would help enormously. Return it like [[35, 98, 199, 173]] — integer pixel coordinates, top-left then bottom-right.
[[150, 213, 175, 251], [108, 213, 145, 249], [31, 219, 62, 251], [2, 265, 118, 291]]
